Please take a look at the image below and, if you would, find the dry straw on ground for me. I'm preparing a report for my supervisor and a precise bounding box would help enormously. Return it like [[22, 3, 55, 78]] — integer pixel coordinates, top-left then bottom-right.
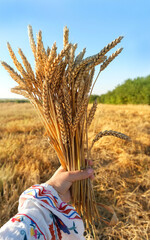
[[0, 103, 149, 239], [1, 26, 130, 238]]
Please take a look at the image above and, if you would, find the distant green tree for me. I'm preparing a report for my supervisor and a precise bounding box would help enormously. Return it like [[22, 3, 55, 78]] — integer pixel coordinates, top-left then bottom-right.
[[95, 75, 150, 104], [89, 95, 99, 103]]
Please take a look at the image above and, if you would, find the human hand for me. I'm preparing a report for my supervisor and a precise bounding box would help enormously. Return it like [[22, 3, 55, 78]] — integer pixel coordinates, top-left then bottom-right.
[[46, 161, 94, 202]]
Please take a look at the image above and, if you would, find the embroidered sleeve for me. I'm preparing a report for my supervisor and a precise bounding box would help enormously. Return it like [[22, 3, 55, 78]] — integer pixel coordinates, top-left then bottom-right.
[[0, 184, 85, 240]]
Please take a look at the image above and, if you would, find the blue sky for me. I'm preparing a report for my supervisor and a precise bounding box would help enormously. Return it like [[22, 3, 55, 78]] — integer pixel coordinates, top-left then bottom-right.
[[0, 0, 150, 98]]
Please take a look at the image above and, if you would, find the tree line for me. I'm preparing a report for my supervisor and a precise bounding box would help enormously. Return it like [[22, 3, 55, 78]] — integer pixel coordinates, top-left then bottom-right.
[[89, 75, 150, 104]]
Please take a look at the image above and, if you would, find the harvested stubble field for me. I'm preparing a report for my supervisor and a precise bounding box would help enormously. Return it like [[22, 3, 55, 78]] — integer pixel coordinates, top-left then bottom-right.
[[0, 102, 150, 239]]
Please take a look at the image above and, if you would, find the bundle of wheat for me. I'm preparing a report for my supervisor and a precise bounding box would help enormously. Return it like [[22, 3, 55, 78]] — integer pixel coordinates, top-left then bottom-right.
[[1, 26, 130, 238]]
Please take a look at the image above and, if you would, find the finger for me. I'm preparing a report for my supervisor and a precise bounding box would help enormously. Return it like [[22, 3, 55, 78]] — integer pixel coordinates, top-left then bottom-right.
[[90, 174, 95, 180], [54, 166, 66, 175], [88, 160, 93, 166], [67, 168, 94, 182], [85, 159, 93, 166]]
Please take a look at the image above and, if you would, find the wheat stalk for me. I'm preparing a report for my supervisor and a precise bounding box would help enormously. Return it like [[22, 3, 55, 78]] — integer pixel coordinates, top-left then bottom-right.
[[2, 25, 125, 239]]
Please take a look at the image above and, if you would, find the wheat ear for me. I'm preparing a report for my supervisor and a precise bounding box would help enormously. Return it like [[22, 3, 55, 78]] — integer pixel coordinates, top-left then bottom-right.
[[77, 79, 85, 108], [72, 55, 96, 78], [55, 101, 68, 144], [90, 130, 131, 150], [74, 68, 85, 92], [11, 87, 33, 102], [72, 95, 88, 132], [99, 36, 123, 57], [47, 43, 71, 84], [63, 87, 72, 127], [1, 61, 25, 87], [63, 26, 69, 47], [53, 60, 67, 94], [68, 44, 77, 85], [100, 48, 123, 72], [18, 48, 35, 80], [18, 48, 41, 97], [74, 48, 86, 65], [28, 25, 36, 59], [89, 45, 123, 98], [35, 31, 45, 88], [7, 43, 26, 77], [45, 42, 57, 80], [87, 100, 97, 127], [46, 46, 51, 57], [7, 43, 33, 90], [43, 80, 50, 120], [84, 67, 95, 95]]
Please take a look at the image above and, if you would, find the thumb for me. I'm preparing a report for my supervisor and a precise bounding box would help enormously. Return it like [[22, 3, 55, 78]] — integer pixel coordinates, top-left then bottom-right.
[[67, 168, 94, 182]]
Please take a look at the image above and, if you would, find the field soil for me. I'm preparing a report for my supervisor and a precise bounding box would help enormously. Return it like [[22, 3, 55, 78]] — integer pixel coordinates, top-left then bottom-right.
[[0, 103, 150, 239]]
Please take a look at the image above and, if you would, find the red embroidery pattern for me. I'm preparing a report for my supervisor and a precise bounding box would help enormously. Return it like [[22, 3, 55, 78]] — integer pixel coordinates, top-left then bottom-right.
[[22, 185, 58, 208], [59, 202, 81, 220], [49, 224, 55, 240], [56, 222, 62, 240]]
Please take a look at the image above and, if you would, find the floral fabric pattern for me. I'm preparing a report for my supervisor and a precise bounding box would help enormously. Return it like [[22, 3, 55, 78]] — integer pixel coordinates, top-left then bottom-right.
[[0, 184, 85, 240]]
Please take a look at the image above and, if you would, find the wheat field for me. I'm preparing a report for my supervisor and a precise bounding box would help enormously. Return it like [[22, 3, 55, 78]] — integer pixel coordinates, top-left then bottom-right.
[[0, 102, 149, 239]]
